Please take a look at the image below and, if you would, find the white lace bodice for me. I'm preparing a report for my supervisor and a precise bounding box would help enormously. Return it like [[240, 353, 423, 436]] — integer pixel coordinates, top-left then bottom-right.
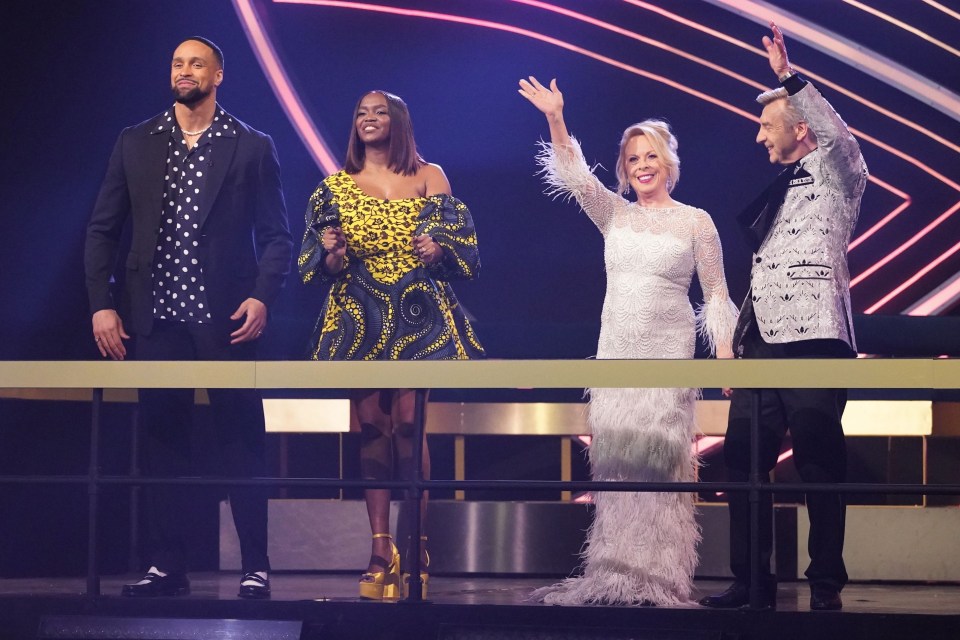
[[537, 138, 737, 359]]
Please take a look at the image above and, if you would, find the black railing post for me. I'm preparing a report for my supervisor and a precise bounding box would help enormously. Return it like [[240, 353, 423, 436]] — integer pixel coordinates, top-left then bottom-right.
[[748, 388, 762, 610], [404, 388, 428, 603], [128, 403, 141, 572], [86, 388, 103, 597]]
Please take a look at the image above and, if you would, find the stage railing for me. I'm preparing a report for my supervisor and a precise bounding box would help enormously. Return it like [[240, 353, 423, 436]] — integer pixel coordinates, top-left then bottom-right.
[[3, 359, 960, 608]]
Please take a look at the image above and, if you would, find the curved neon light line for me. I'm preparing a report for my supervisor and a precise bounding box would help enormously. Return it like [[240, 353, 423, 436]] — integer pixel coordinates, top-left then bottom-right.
[[513, 0, 936, 252], [254, 0, 953, 302], [510, 0, 768, 91], [233, 0, 340, 175], [619, 0, 959, 295], [623, 1, 959, 158], [510, 0, 960, 282], [274, 0, 758, 122], [704, 0, 960, 121], [924, 0, 960, 21], [843, 0, 960, 58]]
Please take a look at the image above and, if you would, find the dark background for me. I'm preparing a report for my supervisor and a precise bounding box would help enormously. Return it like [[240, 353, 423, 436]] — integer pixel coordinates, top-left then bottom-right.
[[1, 0, 958, 576]]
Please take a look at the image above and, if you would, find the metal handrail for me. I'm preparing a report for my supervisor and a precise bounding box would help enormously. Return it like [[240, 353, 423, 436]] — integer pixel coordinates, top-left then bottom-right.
[[2, 359, 958, 605]]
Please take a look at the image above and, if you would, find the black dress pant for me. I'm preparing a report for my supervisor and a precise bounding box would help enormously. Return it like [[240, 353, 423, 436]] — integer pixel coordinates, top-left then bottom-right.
[[136, 320, 270, 574], [724, 322, 852, 590]]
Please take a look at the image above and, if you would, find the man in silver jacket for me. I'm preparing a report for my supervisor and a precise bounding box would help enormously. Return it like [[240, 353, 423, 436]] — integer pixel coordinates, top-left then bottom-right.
[[701, 22, 868, 612]]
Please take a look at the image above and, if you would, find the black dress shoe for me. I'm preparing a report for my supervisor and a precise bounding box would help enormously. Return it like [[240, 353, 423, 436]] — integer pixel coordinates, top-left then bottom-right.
[[699, 581, 776, 609], [810, 584, 842, 610], [121, 571, 190, 597], [238, 572, 271, 599]]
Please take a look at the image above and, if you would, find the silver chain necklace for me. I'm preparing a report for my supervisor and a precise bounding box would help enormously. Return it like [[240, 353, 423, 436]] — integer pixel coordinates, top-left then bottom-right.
[[180, 125, 210, 136]]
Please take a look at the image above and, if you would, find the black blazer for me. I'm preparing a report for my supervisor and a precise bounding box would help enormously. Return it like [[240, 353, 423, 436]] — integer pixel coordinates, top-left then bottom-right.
[[85, 108, 293, 336]]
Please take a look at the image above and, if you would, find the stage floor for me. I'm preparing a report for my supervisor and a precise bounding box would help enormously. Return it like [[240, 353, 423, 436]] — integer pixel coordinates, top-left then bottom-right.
[[2, 574, 959, 640]]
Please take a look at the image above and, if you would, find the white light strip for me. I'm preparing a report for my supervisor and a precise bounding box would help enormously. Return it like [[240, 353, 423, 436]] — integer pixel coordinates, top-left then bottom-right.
[[844, 0, 960, 58], [906, 270, 960, 316], [924, 0, 960, 21], [704, 0, 960, 120]]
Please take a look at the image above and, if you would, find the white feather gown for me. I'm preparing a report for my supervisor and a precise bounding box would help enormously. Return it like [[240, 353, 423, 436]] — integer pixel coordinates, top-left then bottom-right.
[[532, 139, 738, 606]]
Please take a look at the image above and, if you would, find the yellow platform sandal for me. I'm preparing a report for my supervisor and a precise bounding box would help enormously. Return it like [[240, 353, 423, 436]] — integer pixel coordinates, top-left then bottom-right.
[[401, 536, 430, 599], [359, 533, 400, 600]]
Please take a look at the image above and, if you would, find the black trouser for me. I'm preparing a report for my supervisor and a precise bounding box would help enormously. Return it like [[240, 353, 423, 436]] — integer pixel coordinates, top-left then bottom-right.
[[724, 322, 851, 590], [137, 320, 270, 574]]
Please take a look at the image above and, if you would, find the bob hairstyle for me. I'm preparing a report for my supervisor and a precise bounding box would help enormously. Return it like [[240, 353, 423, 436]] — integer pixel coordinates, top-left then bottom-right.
[[344, 90, 425, 176], [615, 119, 680, 196]]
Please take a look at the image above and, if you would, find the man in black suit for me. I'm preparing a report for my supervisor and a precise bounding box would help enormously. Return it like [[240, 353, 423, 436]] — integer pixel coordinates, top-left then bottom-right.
[[84, 37, 292, 599], [699, 23, 865, 612]]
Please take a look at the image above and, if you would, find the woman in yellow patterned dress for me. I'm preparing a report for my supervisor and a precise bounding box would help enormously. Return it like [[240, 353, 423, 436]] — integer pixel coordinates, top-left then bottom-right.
[[300, 90, 484, 600]]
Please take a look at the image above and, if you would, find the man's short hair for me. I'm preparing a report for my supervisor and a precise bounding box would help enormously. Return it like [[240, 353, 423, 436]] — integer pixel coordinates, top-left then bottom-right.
[[756, 86, 788, 106], [756, 87, 815, 143], [184, 36, 224, 69]]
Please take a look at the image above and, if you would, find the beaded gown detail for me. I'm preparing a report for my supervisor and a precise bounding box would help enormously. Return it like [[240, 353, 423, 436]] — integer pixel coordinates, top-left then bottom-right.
[[532, 139, 737, 606], [299, 171, 484, 361]]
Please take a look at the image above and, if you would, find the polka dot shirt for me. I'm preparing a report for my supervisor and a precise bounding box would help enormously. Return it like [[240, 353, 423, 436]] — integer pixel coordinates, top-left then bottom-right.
[[151, 107, 238, 323]]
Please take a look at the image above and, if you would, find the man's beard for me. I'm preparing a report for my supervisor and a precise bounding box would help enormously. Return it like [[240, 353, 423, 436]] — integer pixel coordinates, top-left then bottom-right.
[[172, 83, 211, 106]]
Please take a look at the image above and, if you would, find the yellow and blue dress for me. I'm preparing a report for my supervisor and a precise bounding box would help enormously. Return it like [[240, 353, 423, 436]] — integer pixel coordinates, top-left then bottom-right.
[[299, 170, 484, 360]]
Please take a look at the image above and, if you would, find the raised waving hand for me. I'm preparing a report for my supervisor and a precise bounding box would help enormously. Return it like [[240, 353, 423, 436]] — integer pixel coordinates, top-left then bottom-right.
[[518, 76, 571, 148], [762, 21, 792, 79]]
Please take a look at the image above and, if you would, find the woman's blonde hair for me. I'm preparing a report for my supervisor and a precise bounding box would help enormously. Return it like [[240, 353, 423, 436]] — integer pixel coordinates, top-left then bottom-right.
[[615, 119, 680, 196]]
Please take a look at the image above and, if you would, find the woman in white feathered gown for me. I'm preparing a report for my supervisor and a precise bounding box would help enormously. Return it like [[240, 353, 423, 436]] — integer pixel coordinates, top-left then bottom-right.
[[518, 77, 738, 606]]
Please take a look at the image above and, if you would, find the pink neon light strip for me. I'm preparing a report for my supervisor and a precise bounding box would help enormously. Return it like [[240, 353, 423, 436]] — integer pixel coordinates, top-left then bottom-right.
[[924, 0, 960, 21], [852, 200, 960, 289], [865, 206, 960, 313], [848, 173, 911, 254], [625, 0, 960, 155], [512, 0, 938, 195], [705, 0, 960, 122], [843, 0, 960, 58], [510, 0, 768, 91], [620, 0, 960, 292], [849, 200, 912, 252], [512, 0, 960, 283], [258, 0, 954, 304], [274, 0, 759, 122], [233, 0, 340, 175]]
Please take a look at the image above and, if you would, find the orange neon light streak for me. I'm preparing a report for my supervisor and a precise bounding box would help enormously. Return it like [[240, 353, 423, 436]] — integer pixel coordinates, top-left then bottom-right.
[[923, 0, 960, 21], [253, 0, 956, 304], [867, 221, 960, 314], [273, 0, 758, 122], [623, 0, 960, 155], [512, 0, 959, 271], [856, 199, 960, 291], [849, 200, 912, 252], [843, 0, 960, 58]]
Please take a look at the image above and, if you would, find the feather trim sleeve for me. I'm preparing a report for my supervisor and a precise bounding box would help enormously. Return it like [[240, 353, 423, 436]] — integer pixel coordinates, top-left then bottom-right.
[[691, 208, 738, 356], [535, 136, 619, 234], [416, 194, 480, 282], [298, 181, 349, 285], [695, 297, 739, 357]]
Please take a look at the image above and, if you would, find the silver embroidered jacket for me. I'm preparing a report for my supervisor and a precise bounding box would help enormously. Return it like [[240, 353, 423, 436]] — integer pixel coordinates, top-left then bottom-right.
[[747, 82, 868, 349]]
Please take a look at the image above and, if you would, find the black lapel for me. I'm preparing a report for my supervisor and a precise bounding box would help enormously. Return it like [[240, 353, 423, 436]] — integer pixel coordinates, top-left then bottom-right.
[[129, 115, 175, 233], [196, 129, 239, 230], [736, 163, 801, 252]]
